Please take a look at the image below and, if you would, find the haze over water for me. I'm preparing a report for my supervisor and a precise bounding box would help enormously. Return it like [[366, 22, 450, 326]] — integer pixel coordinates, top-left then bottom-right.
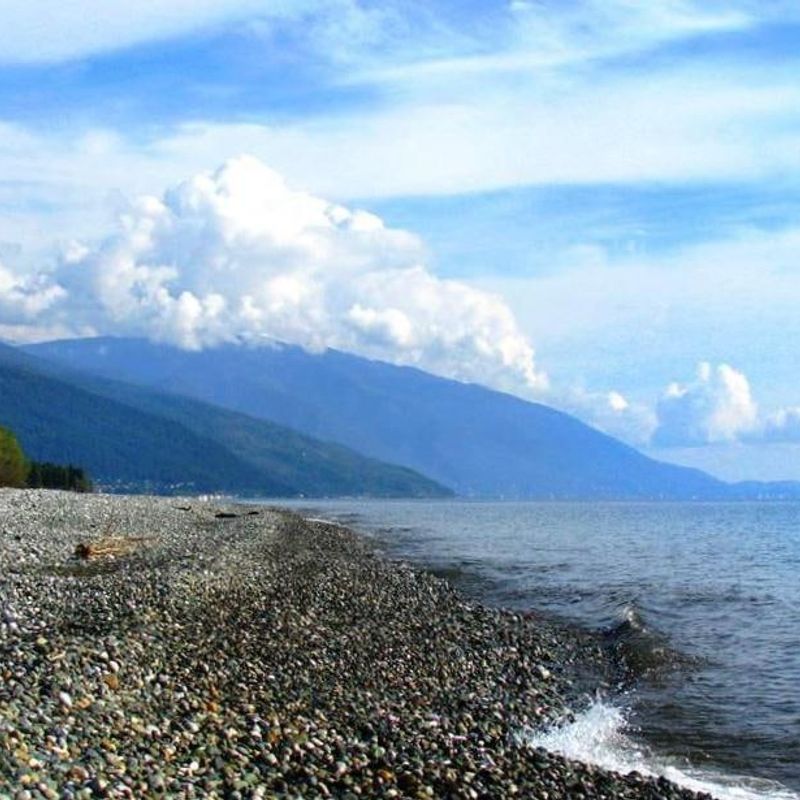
[[276, 500, 800, 799]]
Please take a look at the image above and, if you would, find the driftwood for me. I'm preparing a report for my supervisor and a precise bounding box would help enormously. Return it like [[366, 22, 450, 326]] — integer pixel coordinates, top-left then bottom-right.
[[74, 517, 155, 560], [214, 510, 260, 519], [74, 536, 154, 560]]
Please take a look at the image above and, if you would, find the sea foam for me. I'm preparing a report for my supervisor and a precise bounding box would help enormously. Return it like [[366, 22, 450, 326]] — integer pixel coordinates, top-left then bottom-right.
[[525, 700, 799, 800]]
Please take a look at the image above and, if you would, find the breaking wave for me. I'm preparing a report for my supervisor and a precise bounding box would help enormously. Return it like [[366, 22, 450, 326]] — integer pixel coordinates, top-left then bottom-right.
[[525, 700, 799, 800]]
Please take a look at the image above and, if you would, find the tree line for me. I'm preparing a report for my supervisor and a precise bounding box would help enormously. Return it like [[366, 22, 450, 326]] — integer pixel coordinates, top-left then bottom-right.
[[0, 425, 93, 492]]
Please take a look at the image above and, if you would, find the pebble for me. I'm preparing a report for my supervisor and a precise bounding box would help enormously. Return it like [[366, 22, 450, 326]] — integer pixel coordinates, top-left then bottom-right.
[[0, 489, 708, 800]]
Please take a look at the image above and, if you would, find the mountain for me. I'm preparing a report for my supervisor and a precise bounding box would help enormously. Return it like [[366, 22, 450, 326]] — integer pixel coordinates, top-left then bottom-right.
[[26, 336, 797, 499], [0, 343, 450, 497]]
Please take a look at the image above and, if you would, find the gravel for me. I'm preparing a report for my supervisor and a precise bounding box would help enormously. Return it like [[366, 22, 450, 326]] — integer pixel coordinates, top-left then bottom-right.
[[0, 489, 712, 799]]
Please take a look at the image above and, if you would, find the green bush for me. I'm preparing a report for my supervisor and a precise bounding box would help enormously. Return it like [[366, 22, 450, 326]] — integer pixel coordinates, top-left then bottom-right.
[[0, 425, 28, 488]]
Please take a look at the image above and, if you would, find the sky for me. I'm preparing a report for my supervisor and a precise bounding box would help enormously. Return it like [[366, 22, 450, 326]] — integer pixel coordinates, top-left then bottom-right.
[[1, 0, 800, 480]]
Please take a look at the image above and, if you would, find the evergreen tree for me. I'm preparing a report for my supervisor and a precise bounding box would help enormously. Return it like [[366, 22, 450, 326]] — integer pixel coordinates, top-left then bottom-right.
[[26, 461, 93, 492], [0, 425, 28, 488], [0, 425, 93, 492], [27, 461, 42, 488]]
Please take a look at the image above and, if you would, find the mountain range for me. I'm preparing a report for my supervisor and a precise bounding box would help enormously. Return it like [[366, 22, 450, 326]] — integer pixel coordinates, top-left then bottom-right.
[[22, 336, 800, 500], [0, 342, 449, 497]]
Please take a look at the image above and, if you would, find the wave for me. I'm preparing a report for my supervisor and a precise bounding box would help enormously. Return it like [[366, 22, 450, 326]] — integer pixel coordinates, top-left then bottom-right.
[[304, 516, 346, 527], [525, 700, 799, 800], [603, 603, 695, 678]]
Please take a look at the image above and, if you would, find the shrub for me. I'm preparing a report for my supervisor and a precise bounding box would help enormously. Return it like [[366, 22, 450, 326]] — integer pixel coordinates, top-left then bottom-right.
[[0, 425, 29, 488]]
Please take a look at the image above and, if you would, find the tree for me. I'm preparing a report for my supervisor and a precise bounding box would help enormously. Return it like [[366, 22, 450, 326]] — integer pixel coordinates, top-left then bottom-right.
[[0, 424, 93, 492], [26, 461, 94, 493], [0, 425, 28, 488]]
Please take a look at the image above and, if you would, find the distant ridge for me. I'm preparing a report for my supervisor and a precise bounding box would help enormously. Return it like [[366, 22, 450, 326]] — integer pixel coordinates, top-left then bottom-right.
[[0, 343, 451, 497], [26, 337, 800, 500]]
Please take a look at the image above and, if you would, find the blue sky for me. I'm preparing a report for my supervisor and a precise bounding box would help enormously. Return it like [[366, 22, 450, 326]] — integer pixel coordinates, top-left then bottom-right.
[[2, 0, 800, 479]]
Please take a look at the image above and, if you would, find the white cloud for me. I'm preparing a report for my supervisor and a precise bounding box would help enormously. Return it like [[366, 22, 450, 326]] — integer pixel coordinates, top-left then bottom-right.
[[468, 216, 800, 456], [6, 155, 800, 460], [0, 259, 73, 344], [364, 0, 756, 84], [0, 30, 798, 267], [563, 388, 657, 446], [537, 0, 754, 45], [1, 51, 800, 257], [762, 408, 800, 443], [2, 156, 548, 396], [0, 1, 310, 64], [473, 222, 800, 410], [648, 361, 800, 448], [0, 0, 781, 68], [653, 362, 759, 446], [607, 391, 629, 413], [0, 0, 795, 242], [570, 358, 800, 450], [152, 72, 800, 198], [0, 260, 64, 320], [2, 67, 798, 269], [536, 357, 800, 452], [0, 0, 413, 66]]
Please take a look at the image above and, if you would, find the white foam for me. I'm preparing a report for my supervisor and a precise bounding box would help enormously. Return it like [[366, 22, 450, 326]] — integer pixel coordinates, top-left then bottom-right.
[[304, 516, 345, 527], [525, 700, 799, 800]]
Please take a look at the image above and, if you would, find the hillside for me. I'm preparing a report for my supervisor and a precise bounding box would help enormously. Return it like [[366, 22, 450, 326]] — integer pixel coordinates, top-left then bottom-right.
[[26, 336, 791, 500], [0, 344, 450, 498]]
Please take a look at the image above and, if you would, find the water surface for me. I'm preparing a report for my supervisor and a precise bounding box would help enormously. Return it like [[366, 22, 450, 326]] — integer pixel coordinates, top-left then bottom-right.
[[271, 500, 800, 799]]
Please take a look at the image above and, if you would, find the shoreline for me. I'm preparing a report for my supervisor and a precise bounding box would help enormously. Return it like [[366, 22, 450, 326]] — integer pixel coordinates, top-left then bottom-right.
[[0, 489, 709, 799]]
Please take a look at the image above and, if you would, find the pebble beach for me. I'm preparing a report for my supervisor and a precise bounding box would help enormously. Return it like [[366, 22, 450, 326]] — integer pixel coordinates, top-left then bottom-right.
[[0, 489, 711, 800]]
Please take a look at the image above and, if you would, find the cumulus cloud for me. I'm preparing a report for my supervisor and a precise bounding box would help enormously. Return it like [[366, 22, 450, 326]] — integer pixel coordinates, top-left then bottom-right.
[[6, 154, 799, 452], [0, 260, 74, 343], [652, 362, 759, 446], [0, 260, 65, 321], [558, 388, 657, 446], [647, 361, 800, 447], [574, 361, 800, 449], [1, 156, 548, 395]]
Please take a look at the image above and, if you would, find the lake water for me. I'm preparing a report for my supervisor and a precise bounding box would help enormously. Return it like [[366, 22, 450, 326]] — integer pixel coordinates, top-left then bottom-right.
[[271, 500, 800, 800]]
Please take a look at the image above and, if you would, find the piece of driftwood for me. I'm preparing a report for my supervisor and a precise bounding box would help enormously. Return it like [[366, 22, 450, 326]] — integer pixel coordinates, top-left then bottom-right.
[[74, 535, 155, 560], [74, 519, 155, 560], [213, 510, 259, 519]]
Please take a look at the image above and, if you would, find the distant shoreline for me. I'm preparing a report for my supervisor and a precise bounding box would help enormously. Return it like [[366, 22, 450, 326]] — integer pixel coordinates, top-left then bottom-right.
[[0, 489, 706, 799]]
